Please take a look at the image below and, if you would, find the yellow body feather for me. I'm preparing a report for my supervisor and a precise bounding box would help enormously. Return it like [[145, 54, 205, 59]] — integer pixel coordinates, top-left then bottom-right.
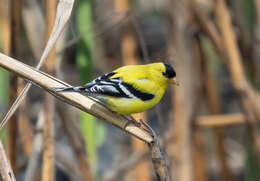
[[103, 63, 170, 114], [54, 62, 177, 115]]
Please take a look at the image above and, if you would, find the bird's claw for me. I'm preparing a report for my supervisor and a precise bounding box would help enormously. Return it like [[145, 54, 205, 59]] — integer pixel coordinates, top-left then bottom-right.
[[139, 119, 154, 137]]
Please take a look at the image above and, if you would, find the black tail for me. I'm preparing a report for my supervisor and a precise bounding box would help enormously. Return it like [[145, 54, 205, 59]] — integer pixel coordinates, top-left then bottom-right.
[[51, 86, 85, 93]]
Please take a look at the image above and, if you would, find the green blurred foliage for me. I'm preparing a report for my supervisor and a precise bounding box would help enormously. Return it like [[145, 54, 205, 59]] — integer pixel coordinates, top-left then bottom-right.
[[245, 141, 260, 181], [200, 36, 221, 73], [0, 20, 8, 142], [243, 0, 255, 33], [242, 1, 260, 180], [76, 0, 106, 174], [0, 68, 8, 142]]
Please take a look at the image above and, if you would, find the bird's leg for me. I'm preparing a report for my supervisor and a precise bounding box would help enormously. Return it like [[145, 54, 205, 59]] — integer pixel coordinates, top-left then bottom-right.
[[122, 115, 141, 128], [123, 115, 153, 136], [139, 119, 154, 136]]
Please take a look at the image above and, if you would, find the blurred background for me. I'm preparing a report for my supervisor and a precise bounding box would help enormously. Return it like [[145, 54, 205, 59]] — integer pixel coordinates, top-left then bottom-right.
[[0, 0, 260, 180]]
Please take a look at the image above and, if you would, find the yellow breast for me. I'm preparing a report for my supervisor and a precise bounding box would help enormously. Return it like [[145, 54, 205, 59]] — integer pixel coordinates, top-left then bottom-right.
[[105, 86, 166, 115]]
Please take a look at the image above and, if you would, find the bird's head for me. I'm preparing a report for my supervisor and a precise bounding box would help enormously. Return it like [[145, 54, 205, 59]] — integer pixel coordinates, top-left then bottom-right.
[[162, 63, 179, 85]]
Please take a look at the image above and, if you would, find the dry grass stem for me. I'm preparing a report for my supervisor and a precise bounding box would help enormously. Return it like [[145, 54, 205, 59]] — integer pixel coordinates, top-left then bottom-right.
[[192, 128, 207, 181], [0, 52, 154, 143], [191, 40, 207, 181], [0, 141, 16, 181], [132, 114, 151, 180], [168, 1, 198, 180], [148, 128, 170, 181], [17, 90, 33, 156], [197, 114, 245, 127], [6, 0, 22, 173], [0, 0, 75, 130], [41, 0, 57, 180]]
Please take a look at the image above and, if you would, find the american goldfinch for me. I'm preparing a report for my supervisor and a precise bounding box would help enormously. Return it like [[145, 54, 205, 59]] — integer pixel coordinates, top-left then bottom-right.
[[54, 62, 178, 115]]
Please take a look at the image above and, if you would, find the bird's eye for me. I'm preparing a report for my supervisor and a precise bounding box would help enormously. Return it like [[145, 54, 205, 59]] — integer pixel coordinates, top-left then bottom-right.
[[162, 72, 167, 77]]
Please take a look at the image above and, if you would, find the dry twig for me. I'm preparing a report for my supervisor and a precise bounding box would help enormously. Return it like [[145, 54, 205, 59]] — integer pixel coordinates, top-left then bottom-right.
[[41, 1, 57, 181], [0, 52, 153, 143], [4, 0, 22, 172], [0, 51, 174, 180], [0, 141, 16, 181], [191, 40, 207, 181], [142, 120, 170, 181], [196, 114, 245, 127], [0, 52, 175, 180], [0, 0, 75, 130]]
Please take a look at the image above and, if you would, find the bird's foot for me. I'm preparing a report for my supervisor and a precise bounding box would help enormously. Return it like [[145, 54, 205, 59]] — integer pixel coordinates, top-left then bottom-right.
[[122, 115, 141, 128], [139, 119, 154, 137]]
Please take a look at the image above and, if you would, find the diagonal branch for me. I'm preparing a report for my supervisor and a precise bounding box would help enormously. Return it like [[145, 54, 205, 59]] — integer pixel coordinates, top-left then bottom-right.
[[0, 52, 154, 143], [0, 0, 74, 130]]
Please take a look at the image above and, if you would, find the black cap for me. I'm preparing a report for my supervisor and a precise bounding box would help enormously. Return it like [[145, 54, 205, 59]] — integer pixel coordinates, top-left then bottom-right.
[[163, 63, 176, 78]]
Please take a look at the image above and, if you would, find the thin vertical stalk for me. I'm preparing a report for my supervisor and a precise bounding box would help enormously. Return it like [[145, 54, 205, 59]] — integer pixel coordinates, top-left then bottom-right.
[[191, 41, 207, 181], [42, 0, 57, 181], [202, 39, 232, 181], [19, 0, 50, 157], [168, 0, 198, 180], [5, 0, 21, 172], [192, 129, 206, 181], [132, 113, 151, 181], [0, 0, 11, 55], [18, 84, 33, 156]]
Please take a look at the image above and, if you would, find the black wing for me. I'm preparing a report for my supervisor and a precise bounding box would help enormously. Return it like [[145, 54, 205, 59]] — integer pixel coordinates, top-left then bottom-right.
[[54, 72, 155, 101], [83, 72, 130, 98], [83, 72, 155, 101]]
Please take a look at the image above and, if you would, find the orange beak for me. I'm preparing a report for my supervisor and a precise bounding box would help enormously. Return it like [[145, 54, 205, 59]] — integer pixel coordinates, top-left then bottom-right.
[[168, 77, 179, 85]]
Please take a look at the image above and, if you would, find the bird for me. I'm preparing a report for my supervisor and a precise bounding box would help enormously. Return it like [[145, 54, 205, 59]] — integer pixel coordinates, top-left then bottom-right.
[[53, 62, 178, 115]]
